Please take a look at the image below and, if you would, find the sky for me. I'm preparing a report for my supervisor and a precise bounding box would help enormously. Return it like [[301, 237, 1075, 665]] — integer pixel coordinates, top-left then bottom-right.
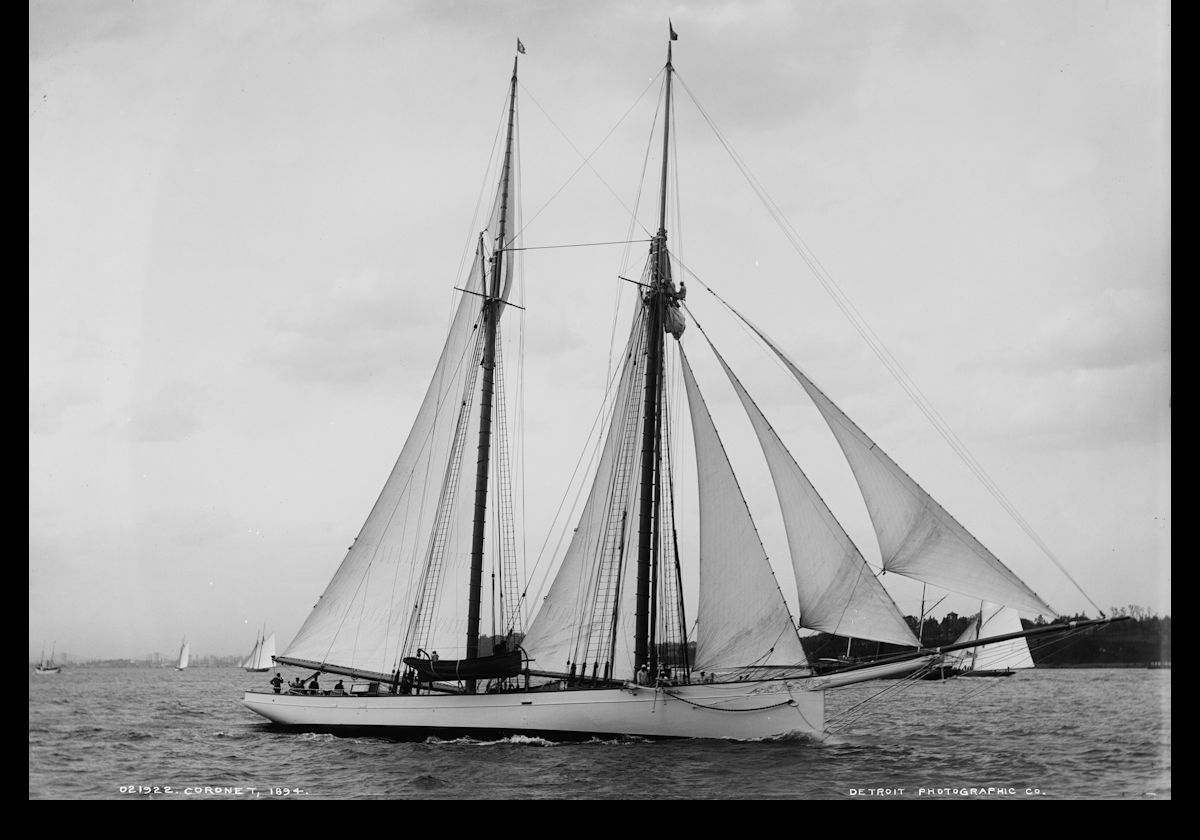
[[29, 0, 1170, 662]]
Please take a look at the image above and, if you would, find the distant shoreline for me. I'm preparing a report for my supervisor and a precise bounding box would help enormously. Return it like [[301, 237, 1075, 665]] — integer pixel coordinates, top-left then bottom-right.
[[1036, 662, 1170, 669]]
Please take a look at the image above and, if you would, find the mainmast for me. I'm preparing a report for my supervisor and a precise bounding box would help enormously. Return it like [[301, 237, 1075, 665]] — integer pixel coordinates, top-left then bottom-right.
[[465, 54, 519, 690], [634, 32, 675, 675]]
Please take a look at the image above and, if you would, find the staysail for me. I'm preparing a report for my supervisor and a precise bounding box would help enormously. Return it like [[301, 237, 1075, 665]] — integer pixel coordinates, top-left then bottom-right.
[[728, 309, 1056, 620], [679, 349, 808, 672], [705, 341, 919, 648]]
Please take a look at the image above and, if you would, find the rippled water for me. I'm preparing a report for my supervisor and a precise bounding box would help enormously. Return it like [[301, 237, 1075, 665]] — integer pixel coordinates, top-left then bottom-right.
[[28, 666, 1169, 800]]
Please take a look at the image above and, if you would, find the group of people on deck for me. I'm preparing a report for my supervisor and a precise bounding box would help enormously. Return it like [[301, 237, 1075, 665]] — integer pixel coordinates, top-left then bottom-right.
[[633, 665, 717, 686], [268, 668, 422, 697], [269, 672, 346, 696]]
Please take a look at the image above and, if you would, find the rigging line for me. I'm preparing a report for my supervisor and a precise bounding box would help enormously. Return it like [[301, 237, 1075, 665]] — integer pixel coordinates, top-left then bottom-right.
[[687, 303, 914, 641], [450, 88, 512, 333], [826, 668, 932, 730], [504, 238, 652, 251], [686, 264, 1096, 617], [515, 213, 529, 635], [516, 77, 660, 244], [518, 313, 645, 609], [673, 74, 1098, 616], [661, 689, 796, 713], [607, 75, 667, 387], [711, 279, 1085, 618], [313, 303, 488, 669], [679, 346, 805, 649]]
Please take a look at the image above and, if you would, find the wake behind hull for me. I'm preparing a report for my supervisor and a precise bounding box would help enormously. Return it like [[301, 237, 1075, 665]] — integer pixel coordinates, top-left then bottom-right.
[[242, 680, 826, 741]]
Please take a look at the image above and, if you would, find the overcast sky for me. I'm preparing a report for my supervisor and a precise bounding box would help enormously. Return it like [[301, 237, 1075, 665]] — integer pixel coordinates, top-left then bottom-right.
[[29, 0, 1169, 662]]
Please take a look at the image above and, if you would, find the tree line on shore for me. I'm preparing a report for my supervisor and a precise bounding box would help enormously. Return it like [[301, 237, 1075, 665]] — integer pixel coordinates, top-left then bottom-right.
[[801, 605, 1170, 666]]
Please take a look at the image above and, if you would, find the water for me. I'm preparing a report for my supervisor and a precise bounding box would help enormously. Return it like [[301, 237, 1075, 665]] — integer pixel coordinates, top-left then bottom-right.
[[29, 667, 1169, 800]]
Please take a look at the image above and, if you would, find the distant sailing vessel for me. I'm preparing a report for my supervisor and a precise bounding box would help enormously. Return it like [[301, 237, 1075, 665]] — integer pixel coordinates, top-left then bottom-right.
[[243, 30, 1124, 741], [34, 642, 61, 675], [242, 627, 276, 673], [923, 603, 1035, 680], [175, 637, 190, 671]]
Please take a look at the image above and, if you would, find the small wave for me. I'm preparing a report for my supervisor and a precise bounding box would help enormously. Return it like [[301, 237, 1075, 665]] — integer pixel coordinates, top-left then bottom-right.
[[410, 773, 449, 790], [298, 732, 337, 742]]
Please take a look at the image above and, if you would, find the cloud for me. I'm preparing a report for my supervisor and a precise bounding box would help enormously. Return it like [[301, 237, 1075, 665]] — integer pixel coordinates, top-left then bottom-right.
[[258, 270, 467, 386], [1014, 287, 1169, 372], [29, 384, 94, 436], [110, 382, 205, 442]]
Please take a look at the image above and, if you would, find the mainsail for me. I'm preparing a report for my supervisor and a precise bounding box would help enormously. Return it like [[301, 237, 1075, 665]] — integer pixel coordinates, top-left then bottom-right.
[[520, 318, 646, 681], [679, 349, 808, 672]]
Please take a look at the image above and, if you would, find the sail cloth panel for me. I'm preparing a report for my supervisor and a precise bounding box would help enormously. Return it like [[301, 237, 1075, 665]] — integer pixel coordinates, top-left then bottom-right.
[[949, 602, 1035, 670], [520, 319, 645, 681], [679, 350, 808, 672], [282, 274, 486, 674], [731, 311, 1056, 620], [710, 348, 919, 648]]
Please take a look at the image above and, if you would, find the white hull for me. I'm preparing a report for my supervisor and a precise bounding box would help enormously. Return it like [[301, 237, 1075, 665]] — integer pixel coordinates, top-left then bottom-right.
[[34, 666, 61, 675], [243, 679, 826, 741]]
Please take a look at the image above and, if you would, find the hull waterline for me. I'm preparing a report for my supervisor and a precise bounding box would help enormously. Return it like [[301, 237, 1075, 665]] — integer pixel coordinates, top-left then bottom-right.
[[243, 680, 826, 741]]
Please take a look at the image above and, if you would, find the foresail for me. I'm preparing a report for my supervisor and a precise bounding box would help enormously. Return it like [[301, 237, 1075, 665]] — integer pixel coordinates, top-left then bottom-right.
[[950, 602, 1035, 670], [680, 349, 808, 672], [280, 67, 524, 676], [710, 347, 919, 648], [732, 311, 1056, 620]]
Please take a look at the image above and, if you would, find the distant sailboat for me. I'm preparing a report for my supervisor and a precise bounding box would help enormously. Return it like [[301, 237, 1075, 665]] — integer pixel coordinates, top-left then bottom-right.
[[924, 603, 1035, 680], [34, 642, 61, 675], [175, 638, 190, 671], [242, 628, 276, 673]]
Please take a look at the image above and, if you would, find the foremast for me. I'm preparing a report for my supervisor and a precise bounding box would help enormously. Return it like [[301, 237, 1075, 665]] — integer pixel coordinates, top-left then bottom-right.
[[634, 36, 675, 677], [465, 54, 519, 691]]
